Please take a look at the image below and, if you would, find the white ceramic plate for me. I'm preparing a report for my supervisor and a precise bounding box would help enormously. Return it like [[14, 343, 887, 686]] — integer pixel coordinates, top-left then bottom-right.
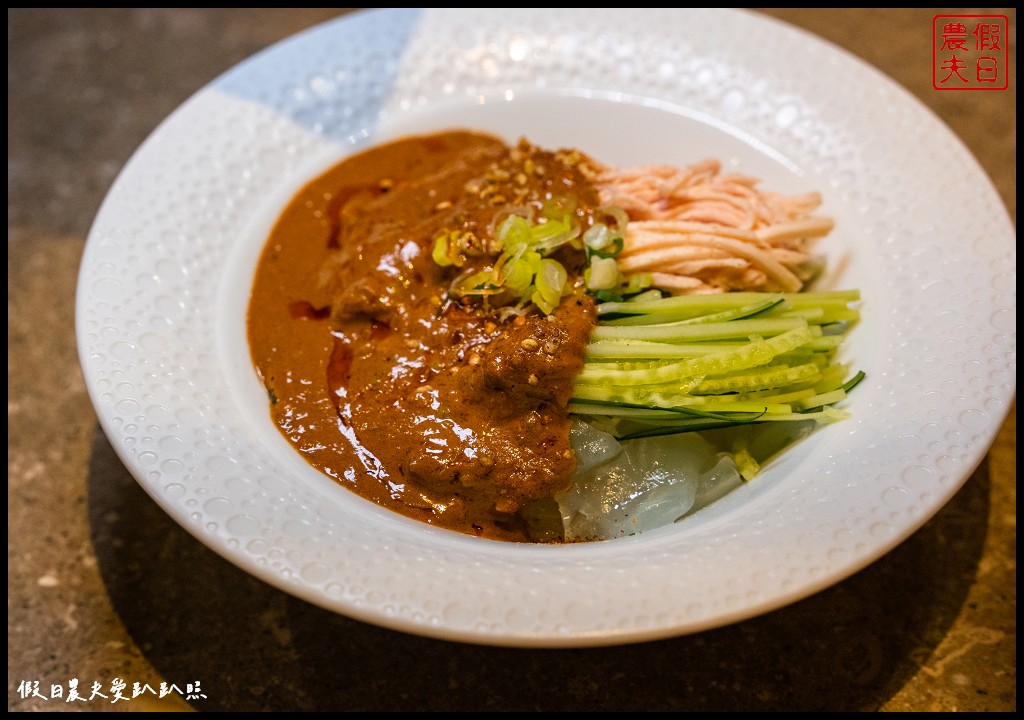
[[76, 8, 1015, 647]]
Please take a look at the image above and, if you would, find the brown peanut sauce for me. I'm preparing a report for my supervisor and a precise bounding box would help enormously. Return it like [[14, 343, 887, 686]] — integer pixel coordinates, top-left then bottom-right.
[[247, 130, 601, 542]]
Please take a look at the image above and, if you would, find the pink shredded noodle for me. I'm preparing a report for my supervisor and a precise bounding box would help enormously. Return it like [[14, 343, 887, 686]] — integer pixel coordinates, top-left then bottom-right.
[[592, 158, 833, 294]]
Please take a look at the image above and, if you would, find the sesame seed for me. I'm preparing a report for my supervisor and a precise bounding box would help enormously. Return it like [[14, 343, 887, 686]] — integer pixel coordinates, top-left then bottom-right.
[[494, 497, 518, 514]]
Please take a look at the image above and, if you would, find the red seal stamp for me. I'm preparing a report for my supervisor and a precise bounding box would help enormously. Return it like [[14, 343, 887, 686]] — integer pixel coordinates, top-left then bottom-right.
[[933, 15, 1009, 90]]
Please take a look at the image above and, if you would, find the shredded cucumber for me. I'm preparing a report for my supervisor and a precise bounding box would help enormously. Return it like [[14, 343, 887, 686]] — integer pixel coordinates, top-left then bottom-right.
[[571, 290, 863, 442]]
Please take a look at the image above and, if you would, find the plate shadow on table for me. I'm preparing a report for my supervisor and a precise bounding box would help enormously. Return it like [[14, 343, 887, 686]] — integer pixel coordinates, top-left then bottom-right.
[[87, 425, 990, 712]]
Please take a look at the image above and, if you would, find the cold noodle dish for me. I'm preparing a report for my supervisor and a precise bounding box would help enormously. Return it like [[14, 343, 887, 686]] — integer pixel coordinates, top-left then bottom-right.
[[247, 130, 863, 543]]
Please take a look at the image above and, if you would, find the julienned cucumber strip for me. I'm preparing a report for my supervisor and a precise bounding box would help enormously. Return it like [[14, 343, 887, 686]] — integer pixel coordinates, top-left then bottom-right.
[[596, 290, 860, 319], [567, 397, 767, 421], [589, 317, 813, 343], [600, 296, 785, 327], [571, 290, 863, 438]]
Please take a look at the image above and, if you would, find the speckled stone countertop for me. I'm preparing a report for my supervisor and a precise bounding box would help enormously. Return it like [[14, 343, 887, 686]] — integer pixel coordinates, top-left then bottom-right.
[[8, 8, 1015, 712]]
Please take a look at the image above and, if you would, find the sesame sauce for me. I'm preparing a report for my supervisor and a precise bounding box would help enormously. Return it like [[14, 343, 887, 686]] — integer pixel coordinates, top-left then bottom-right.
[[247, 131, 599, 542]]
